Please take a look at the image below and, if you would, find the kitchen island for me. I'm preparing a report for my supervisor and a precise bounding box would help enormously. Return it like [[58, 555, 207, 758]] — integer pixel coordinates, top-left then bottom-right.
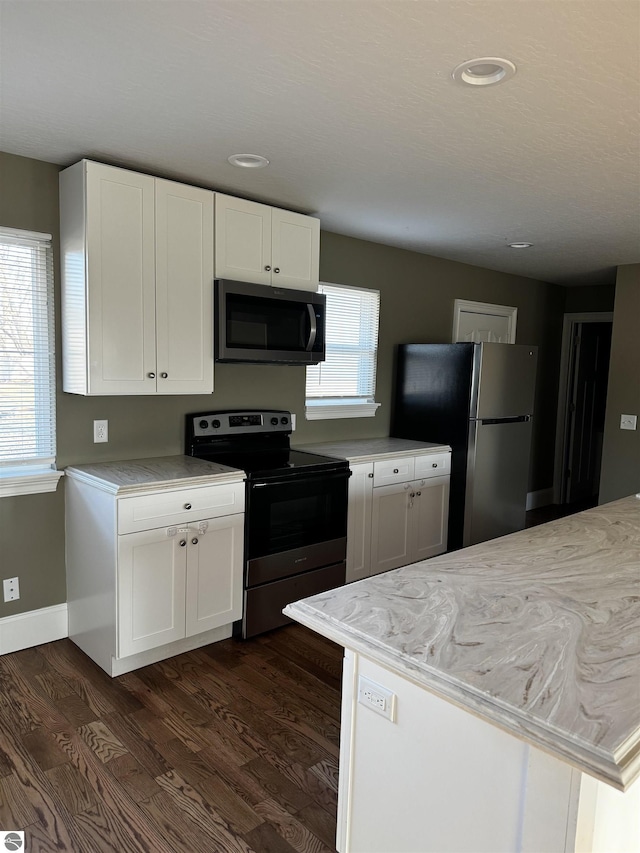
[[284, 496, 640, 853]]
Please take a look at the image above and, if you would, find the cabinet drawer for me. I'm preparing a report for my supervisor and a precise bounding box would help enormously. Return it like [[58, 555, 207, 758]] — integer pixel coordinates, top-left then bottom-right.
[[373, 456, 415, 487], [118, 482, 245, 534], [414, 453, 451, 479]]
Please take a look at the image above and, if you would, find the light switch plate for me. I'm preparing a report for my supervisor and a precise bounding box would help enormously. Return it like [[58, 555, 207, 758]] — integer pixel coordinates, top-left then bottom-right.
[[620, 414, 637, 431]]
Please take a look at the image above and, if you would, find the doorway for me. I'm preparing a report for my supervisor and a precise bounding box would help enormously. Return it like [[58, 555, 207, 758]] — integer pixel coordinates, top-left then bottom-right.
[[553, 313, 613, 506]]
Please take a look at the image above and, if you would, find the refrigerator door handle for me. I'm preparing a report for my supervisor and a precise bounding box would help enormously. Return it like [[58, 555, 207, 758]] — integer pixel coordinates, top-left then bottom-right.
[[480, 415, 531, 425]]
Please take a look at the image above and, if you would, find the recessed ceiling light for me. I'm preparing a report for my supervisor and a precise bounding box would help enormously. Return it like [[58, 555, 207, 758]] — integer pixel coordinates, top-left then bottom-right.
[[227, 154, 270, 169], [508, 242, 533, 249], [452, 57, 516, 87]]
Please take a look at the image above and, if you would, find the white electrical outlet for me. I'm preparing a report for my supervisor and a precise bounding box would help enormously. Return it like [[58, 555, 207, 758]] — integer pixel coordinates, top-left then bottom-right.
[[93, 419, 109, 442], [358, 675, 396, 721], [3, 577, 20, 602], [620, 414, 637, 431]]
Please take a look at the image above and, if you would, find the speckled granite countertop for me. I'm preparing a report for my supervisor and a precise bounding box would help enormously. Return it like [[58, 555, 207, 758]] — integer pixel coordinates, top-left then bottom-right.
[[285, 496, 640, 791], [65, 455, 245, 494], [296, 437, 450, 463]]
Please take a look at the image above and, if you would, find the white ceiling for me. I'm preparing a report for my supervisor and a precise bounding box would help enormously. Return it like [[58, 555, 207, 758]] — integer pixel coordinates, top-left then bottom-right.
[[1, 0, 639, 287]]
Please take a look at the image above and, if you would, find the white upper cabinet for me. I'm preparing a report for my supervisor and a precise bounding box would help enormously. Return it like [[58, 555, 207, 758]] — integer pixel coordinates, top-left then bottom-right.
[[155, 179, 214, 395], [215, 193, 320, 291], [60, 160, 214, 395]]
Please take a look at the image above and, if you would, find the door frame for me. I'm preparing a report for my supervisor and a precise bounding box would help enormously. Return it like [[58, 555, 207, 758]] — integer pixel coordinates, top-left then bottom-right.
[[552, 312, 613, 504]]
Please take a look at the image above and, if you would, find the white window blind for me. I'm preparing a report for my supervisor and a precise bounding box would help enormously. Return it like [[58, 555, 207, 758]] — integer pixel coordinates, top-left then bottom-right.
[[306, 283, 381, 419], [0, 227, 61, 495]]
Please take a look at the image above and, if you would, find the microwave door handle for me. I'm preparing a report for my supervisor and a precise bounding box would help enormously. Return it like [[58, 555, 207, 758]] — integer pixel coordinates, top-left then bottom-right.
[[305, 304, 317, 351]]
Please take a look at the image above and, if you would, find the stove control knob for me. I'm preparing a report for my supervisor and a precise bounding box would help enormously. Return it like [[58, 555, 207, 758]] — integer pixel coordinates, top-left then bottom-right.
[[271, 417, 279, 426], [199, 419, 208, 429], [212, 419, 221, 429], [280, 416, 288, 425]]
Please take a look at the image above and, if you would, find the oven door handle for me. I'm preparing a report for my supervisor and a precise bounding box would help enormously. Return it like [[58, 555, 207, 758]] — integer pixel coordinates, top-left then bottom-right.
[[305, 303, 317, 352], [250, 469, 350, 489]]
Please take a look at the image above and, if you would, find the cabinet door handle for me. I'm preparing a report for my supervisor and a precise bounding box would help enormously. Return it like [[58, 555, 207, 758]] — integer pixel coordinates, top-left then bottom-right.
[[148, 372, 156, 379], [161, 372, 168, 378], [416, 491, 422, 496], [179, 540, 187, 547], [409, 492, 415, 498], [184, 503, 192, 510], [274, 267, 280, 274], [368, 473, 374, 478], [265, 265, 271, 271], [191, 537, 199, 545]]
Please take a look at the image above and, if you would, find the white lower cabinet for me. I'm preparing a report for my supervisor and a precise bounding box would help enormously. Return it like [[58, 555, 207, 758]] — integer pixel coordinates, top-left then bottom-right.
[[117, 513, 243, 658], [346, 452, 450, 582], [66, 473, 244, 676]]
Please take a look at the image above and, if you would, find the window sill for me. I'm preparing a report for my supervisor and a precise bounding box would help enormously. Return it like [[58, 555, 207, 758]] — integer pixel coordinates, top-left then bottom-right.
[[305, 401, 381, 420], [0, 468, 64, 498]]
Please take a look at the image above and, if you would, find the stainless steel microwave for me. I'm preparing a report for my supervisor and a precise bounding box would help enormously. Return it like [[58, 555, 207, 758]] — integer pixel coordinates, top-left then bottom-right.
[[215, 279, 326, 365]]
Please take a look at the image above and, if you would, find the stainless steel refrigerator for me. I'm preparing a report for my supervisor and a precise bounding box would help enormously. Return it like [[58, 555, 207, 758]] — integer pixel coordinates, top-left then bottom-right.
[[393, 342, 538, 550]]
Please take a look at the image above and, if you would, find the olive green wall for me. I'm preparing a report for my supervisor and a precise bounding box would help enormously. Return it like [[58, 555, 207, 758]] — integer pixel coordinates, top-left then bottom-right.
[[1, 151, 567, 619], [599, 264, 640, 504], [563, 284, 616, 313]]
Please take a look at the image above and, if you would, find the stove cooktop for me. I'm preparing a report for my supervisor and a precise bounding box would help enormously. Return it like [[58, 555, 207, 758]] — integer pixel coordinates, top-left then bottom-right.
[[185, 409, 348, 480]]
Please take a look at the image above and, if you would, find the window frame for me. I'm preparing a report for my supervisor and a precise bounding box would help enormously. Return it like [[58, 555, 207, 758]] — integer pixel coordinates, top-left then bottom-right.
[[305, 282, 381, 420], [0, 226, 62, 497]]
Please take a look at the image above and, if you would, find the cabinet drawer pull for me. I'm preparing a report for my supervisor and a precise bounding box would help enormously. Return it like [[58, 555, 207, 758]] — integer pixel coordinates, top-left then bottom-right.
[[179, 539, 186, 547], [432, 462, 438, 468], [393, 468, 399, 474], [191, 537, 199, 545], [184, 503, 192, 510]]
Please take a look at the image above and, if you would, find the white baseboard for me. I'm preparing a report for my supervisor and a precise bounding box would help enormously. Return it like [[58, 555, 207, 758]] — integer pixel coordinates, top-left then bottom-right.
[[0, 603, 68, 655], [526, 488, 555, 512]]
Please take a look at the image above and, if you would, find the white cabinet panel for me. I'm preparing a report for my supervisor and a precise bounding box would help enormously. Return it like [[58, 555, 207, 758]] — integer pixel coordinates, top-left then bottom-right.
[[412, 476, 450, 562], [185, 513, 244, 635], [346, 462, 374, 583], [214, 194, 272, 285], [155, 179, 214, 395], [117, 482, 244, 534], [347, 452, 451, 581], [84, 162, 156, 394], [215, 193, 319, 291], [271, 207, 320, 291], [118, 528, 186, 657], [370, 482, 413, 575], [60, 160, 214, 395]]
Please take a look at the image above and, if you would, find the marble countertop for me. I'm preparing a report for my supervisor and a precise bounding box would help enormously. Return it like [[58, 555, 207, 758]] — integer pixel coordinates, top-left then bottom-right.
[[285, 496, 640, 791], [65, 455, 245, 494], [295, 436, 451, 463]]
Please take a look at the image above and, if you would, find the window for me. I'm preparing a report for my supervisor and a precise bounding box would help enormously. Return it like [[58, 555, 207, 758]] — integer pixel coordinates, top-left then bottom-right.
[[0, 227, 62, 496], [306, 282, 381, 419]]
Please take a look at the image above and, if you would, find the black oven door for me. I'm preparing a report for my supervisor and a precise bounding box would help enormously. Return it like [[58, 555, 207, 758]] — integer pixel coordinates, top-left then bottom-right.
[[246, 468, 349, 587]]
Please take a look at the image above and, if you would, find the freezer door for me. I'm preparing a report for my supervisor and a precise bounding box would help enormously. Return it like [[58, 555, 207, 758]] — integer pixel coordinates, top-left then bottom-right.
[[474, 343, 538, 419], [464, 417, 532, 546]]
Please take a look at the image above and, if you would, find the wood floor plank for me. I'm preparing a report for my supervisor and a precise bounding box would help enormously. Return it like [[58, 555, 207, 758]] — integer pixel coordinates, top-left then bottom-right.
[[0, 772, 39, 827], [242, 757, 312, 814], [73, 798, 171, 853], [106, 752, 161, 802], [254, 797, 334, 853], [147, 773, 257, 853], [45, 762, 100, 815], [296, 800, 339, 850], [243, 819, 301, 853], [0, 624, 343, 850]]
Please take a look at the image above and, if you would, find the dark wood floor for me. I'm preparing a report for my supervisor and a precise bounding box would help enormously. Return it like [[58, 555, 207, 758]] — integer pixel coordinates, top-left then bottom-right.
[[525, 496, 598, 528], [0, 624, 343, 853]]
